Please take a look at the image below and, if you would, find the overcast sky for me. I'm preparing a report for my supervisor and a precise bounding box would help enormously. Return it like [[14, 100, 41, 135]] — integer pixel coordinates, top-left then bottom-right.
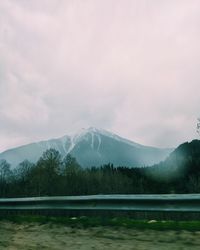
[[0, 0, 200, 152]]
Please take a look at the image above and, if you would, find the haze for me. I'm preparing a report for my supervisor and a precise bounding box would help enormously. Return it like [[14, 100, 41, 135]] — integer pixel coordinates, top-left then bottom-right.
[[0, 0, 200, 152]]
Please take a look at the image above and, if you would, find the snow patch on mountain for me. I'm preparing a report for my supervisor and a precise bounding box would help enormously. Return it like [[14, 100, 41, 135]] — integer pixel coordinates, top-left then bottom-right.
[[0, 127, 173, 168], [82, 127, 144, 149]]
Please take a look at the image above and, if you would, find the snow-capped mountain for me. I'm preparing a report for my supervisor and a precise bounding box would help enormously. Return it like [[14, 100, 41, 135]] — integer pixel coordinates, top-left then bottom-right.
[[0, 127, 173, 168]]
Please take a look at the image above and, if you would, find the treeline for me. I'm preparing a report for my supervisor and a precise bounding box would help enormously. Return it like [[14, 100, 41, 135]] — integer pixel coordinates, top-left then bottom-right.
[[0, 140, 200, 197]]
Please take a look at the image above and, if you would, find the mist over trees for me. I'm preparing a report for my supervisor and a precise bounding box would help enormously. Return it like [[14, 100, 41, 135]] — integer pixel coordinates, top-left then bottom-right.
[[0, 140, 200, 197]]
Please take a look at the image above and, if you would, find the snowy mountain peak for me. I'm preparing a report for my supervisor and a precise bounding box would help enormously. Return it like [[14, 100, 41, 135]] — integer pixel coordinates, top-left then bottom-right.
[[78, 127, 144, 149], [0, 127, 173, 168]]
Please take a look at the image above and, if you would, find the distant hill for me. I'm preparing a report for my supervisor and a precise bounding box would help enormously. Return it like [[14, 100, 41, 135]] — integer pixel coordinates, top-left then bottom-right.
[[146, 139, 200, 182], [0, 127, 173, 168]]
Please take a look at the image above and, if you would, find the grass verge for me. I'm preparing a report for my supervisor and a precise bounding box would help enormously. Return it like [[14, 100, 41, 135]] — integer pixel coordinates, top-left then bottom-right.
[[1, 215, 200, 231]]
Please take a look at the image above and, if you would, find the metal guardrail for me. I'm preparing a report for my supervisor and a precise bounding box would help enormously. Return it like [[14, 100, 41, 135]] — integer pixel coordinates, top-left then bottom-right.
[[0, 194, 200, 212]]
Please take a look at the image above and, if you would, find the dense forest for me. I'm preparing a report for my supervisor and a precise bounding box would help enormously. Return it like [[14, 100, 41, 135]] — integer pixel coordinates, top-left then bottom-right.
[[0, 140, 200, 197]]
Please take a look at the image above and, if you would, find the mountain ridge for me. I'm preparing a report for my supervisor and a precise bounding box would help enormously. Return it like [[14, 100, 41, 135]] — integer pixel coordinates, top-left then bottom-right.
[[0, 127, 173, 168]]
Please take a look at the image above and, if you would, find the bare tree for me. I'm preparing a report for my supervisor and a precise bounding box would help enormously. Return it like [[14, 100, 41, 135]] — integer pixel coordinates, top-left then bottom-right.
[[197, 118, 200, 135], [0, 160, 11, 197]]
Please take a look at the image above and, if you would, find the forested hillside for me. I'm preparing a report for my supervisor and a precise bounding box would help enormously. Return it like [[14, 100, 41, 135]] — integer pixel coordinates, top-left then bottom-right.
[[0, 140, 200, 197]]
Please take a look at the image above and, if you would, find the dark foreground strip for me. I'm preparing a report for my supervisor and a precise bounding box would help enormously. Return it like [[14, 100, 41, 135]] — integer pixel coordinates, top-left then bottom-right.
[[1, 215, 200, 231]]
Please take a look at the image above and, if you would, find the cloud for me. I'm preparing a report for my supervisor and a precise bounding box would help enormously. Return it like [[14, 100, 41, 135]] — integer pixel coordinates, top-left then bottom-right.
[[0, 0, 200, 151]]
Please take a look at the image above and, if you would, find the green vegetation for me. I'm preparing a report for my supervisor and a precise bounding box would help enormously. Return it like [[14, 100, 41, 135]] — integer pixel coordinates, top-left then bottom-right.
[[0, 140, 200, 197], [1, 215, 200, 231]]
